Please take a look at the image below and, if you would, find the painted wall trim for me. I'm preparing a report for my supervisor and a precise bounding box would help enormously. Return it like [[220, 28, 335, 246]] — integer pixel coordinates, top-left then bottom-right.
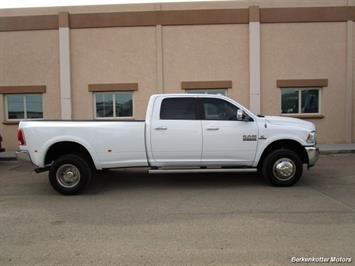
[[155, 24, 164, 94], [261, 6, 354, 23], [70, 9, 249, 28], [0, 85, 46, 94], [277, 79, 328, 88], [88, 83, 139, 92], [249, 6, 261, 114], [181, 81, 232, 90], [58, 11, 70, 27], [0, 6, 354, 31], [0, 15, 58, 31], [249, 6, 260, 22], [59, 12, 72, 120]]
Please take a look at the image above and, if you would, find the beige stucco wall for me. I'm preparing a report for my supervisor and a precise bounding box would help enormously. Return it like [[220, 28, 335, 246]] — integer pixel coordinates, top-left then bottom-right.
[[70, 27, 157, 120], [0, 30, 60, 149], [261, 22, 347, 144], [163, 24, 250, 107]]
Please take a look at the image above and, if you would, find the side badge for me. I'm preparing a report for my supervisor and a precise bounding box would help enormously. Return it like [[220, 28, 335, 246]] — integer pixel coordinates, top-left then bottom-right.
[[243, 135, 257, 141]]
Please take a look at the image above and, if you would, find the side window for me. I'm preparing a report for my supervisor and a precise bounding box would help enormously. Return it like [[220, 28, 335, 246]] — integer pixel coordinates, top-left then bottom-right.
[[201, 98, 239, 121], [160, 98, 196, 120]]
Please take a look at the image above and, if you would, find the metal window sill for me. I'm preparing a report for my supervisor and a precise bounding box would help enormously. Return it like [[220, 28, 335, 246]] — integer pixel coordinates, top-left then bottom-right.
[[2, 121, 20, 125], [280, 114, 324, 119]]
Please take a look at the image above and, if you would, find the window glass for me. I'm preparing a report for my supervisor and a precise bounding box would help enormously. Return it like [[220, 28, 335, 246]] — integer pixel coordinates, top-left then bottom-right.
[[202, 98, 239, 120], [95, 92, 133, 118], [160, 98, 196, 120], [115, 92, 133, 117], [281, 89, 299, 114], [301, 89, 319, 113], [281, 88, 320, 114], [7, 95, 25, 119], [96, 93, 114, 117], [6, 94, 43, 120], [186, 89, 227, 96], [26, 95, 43, 119]]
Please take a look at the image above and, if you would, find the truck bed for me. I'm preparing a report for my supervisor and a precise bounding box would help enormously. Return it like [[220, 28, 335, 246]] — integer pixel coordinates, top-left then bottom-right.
[[19, 120, 148, 169]]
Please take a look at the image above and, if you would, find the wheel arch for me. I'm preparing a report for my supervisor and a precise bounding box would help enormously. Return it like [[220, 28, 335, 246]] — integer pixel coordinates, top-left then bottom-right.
[[44, 141, 96, 169], [257, 139, 308, 169]]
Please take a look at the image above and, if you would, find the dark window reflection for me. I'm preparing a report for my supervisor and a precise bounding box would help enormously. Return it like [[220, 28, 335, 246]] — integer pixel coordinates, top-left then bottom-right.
[[281, 89, 299, 114], [302, 89, 319, 113]]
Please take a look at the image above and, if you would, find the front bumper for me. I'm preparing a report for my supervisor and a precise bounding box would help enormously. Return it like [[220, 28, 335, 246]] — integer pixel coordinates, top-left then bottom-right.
[[305, 146, 319, 167], [16, 150, 32, 163]]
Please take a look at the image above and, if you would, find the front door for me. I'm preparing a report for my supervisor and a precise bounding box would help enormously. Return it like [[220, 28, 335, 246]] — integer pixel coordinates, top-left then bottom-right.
[[199, 97, 258, 166], [150, 97, 202, 166]]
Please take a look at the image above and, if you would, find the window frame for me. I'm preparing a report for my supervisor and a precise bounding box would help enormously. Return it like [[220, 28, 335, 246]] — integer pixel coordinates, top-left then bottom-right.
[[5, 93, 44, 121], [93, 91, 134, 120], [281, 87, 322, 116]]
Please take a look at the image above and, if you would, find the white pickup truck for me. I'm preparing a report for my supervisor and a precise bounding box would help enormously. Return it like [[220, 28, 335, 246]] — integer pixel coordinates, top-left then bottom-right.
[[17, 94, 319, 195]]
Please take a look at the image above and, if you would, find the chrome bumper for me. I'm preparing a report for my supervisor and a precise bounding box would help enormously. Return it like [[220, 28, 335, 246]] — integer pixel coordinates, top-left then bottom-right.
[[16, 150, 32, 162], [305, 146, 319, 167]]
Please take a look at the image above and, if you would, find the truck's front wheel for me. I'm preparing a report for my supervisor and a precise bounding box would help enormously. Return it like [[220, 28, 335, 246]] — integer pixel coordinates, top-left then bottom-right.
[[262, 149, 302, 186], [49, 154, 93, 195]]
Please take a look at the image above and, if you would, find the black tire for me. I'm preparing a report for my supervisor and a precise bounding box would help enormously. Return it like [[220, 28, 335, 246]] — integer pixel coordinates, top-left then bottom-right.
[[48, 154, 93, 195], [261, 149, 303, 186]]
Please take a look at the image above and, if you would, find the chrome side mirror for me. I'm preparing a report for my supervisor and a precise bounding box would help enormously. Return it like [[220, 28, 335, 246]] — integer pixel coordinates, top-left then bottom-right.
[[237, 109, 244, 121]]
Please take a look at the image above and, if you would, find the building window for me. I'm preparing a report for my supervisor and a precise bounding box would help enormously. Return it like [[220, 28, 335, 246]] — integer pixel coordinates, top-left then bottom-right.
[[94, 91, 133, 118], [281, 88, 321, 115], [5, 94, 43, 120], [186, 89, 227, 96]]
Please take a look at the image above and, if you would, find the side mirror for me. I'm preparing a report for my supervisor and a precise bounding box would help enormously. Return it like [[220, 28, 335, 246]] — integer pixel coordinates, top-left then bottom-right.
[[237, 109, 244, 121]]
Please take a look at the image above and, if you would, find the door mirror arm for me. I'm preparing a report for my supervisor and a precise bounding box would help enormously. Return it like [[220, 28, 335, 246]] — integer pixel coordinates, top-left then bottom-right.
[[236, 109, 253, 122], [236, 109, 246, 121]]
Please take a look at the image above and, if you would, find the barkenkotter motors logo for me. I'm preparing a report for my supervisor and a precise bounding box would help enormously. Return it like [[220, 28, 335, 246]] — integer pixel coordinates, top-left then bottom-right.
[[291, 256, 352, 263]]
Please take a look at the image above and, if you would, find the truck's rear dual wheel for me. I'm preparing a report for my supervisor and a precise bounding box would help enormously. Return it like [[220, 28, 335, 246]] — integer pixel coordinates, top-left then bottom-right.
[[49, 154, 93, 195], [262, 149, 303, 186]]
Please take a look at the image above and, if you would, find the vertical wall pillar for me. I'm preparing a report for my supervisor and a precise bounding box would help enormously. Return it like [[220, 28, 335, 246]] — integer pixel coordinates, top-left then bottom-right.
[[249, 6, 261, 114], [346, 20, 353, 143], [156, 24, 164, 94], [58, 12, 72, 119]]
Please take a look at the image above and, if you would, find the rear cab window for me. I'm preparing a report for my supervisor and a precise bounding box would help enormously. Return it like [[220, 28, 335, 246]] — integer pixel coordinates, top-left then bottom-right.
[[160, 98, 197, 120]]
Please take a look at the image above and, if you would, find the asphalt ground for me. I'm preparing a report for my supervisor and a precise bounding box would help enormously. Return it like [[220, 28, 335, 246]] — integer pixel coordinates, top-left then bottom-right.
[[0, 154, 354, 265]]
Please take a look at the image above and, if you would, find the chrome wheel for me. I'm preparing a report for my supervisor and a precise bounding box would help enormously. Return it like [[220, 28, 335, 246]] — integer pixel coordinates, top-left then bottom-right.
[[56, 164, 81, 188], [272, 158, 296, 181]]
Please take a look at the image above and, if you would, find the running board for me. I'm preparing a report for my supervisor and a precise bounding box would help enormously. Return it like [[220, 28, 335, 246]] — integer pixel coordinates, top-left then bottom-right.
[[149, 168, 257, 174]]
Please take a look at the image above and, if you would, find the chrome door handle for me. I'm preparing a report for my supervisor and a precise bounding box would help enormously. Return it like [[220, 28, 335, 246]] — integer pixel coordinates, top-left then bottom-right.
[[206, 127, 219, 131], [155, 126, 167, 130]]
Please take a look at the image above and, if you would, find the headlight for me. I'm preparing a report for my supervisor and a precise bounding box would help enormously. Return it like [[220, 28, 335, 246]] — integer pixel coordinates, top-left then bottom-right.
[[306, 131, 316, 144]]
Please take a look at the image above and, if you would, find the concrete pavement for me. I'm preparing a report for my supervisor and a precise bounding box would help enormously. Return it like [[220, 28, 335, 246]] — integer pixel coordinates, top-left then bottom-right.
[[0, 154, 354, 265]]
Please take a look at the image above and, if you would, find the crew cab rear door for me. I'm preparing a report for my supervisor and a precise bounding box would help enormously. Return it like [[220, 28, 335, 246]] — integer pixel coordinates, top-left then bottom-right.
[[149, 96, 202, 167], [199, 97, 258, 166]]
